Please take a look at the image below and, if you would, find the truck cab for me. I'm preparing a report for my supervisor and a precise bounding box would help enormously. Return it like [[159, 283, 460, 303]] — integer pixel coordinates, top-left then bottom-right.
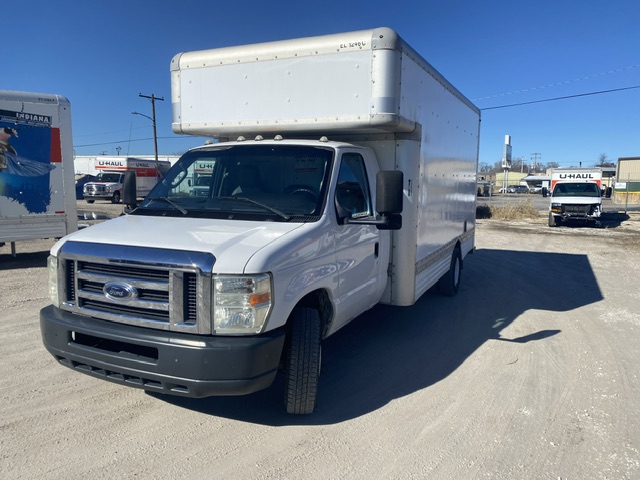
[[548, 181, 602, 226], [83, 171, 125, 204]]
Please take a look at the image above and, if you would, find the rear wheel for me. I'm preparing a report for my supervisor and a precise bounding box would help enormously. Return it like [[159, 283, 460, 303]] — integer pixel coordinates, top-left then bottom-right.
[[86, 199, 95, 204], [438, 247, 462, 297], [284, 307, 321, 415]]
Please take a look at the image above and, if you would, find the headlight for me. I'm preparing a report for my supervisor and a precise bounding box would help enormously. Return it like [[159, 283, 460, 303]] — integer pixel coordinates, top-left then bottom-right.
[[47, 255, 60, 308], [106, 185, 115, 193], [213, 274, 272, 335], [551, 203, 563, 213]]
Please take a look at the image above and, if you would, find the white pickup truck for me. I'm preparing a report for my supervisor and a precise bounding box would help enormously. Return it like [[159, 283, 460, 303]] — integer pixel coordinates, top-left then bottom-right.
[[40, 28, 481, 414]]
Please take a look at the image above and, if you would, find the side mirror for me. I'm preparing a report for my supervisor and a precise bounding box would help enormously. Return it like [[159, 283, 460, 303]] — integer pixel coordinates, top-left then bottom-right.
[[123, 170, 137, 212], [376, 170, 403, 214], [335, 170, 403, 230]]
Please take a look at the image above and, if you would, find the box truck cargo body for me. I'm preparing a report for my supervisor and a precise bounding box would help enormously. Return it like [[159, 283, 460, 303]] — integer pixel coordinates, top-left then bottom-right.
[[0, 90, 77, 254], [546, 168, 602, 227], [40, 28, 481, 414]]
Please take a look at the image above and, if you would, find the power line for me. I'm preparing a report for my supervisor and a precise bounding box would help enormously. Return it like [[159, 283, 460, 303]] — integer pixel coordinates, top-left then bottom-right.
[[473, 64, 640, 101], [480, 85, 640, 111], [74, 135, 191, 148]]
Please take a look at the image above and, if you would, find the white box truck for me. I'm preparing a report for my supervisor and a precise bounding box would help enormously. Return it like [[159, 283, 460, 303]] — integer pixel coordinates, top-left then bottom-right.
[[545, 168, 602, 227], [1, 90, 77, 255], [40, 28, 480, 414], [82, 156, 171, 203]]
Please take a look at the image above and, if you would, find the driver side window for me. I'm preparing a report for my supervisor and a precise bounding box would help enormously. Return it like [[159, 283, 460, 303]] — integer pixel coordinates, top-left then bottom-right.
[[335, 153, 372, 218]]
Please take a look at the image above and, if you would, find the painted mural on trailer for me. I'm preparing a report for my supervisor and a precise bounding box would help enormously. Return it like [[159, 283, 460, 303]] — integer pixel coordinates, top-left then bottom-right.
[[0, 109, 56, 213]]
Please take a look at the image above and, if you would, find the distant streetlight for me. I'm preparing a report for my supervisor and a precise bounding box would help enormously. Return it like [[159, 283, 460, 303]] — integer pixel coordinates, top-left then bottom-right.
[[131, 110, 157, 161], [133, 93, 164, 162]]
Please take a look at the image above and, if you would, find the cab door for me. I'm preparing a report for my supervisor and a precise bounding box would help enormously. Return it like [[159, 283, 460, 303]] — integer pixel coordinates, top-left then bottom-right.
[[331, 150, 387, 331]]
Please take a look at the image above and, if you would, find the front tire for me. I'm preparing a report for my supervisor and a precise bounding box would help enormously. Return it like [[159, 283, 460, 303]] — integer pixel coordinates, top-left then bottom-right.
[[438, 247, 462, 297], [284, 307, 321, 415], [548, 212, 561, 227], [112, 191, 121, 204]]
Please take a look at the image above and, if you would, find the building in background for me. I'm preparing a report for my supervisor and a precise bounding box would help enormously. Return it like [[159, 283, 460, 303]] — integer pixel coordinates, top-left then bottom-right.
[[615, 157, 640, 204]]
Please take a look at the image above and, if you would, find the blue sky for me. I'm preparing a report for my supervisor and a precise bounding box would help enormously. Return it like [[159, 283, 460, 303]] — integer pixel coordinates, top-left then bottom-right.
[[6, 1, 639, 168]]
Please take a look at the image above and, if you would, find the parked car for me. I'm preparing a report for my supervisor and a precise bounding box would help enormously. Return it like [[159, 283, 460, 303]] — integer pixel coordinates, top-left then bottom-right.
[[507, 185, 530, 194]]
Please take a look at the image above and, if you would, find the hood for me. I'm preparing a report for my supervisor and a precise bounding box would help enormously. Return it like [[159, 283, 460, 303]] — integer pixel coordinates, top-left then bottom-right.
[[85, 181, 120, 186], [550, 196, 601, 205], [53, 215, 305, 272]]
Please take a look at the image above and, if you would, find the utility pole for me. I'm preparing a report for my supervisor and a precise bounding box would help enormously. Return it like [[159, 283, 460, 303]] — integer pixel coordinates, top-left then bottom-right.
[[531, 152, 541, 173], [135, 93, 164, 161]]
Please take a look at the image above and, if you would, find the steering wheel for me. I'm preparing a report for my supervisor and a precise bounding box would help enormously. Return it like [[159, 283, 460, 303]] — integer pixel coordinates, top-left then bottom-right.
[[287, 185, 317, 203]]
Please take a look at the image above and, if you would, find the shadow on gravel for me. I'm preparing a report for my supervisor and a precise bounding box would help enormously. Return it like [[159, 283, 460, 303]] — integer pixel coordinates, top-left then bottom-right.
[[154, 247, 603, 425], [599, 212, 629, 228], [0, 249, 50, 270], [558, 212, 630, 229]]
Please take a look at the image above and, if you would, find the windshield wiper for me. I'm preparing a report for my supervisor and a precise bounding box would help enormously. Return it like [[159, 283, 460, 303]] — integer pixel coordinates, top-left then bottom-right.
[[217, 196, 291, 221], [147, 197, 188, 215]]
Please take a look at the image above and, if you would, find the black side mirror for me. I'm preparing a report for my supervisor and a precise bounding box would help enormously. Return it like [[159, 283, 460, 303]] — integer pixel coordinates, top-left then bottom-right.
[[376, 170, 403, 214], [123, 170, 137, 212]]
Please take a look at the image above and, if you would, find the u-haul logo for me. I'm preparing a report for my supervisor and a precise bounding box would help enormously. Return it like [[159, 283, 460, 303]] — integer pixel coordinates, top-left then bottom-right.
[[559, 173, 595, 179], [98, 160, 125, 167]]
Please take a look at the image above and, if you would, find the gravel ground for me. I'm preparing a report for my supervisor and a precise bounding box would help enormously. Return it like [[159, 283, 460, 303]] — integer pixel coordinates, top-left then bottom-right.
[[1, 201, 639, 480]]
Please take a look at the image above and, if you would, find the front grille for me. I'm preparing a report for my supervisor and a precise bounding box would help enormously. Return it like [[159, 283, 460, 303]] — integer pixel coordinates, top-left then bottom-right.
[[564, 204, 590, 215], [59, 241, 215, 334], [85, 185, 106, 194]]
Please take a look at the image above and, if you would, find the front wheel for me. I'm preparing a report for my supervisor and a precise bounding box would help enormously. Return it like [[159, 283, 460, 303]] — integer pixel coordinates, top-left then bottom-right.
[[438, 247, 462, 297], [284, 307, 321, 415], [548, 212, 561, 227], [112, 191, 121, 204]]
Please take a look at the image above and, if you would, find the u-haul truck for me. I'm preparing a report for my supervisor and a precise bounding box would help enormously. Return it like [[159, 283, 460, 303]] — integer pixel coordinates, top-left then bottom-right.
[[41, 28, 480, 414], [82, 156, 170, 203], [0, 90, 77, 255], [546, 168, 602, 227]]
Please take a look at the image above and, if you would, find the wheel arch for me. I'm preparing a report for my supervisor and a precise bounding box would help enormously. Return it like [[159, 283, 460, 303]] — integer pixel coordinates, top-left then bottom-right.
[[288, 288, 333, 339]]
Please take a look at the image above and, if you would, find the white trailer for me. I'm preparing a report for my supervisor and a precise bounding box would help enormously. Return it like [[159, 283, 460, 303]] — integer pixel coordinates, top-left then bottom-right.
[[41, 28, 480, 414], [546, 168, 603, 227], [0, 90, 77, 255]]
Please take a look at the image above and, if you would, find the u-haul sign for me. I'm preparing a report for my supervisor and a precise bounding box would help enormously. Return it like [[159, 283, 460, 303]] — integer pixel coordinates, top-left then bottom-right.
[[550, 169, 602, 190]]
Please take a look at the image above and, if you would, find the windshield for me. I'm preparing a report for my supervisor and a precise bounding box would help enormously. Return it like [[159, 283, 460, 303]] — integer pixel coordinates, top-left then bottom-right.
[[134, 144, 333, 221], [553, 182, 601, 198], [96, 173, 123, 183]]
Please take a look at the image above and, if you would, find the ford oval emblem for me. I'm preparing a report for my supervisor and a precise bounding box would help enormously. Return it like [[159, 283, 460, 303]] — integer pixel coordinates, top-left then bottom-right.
[[103, 282, 138, 301]]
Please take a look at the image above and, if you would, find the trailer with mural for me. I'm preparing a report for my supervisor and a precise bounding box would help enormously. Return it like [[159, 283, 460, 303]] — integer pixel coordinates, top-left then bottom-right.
[[0, 90, 77, 254]]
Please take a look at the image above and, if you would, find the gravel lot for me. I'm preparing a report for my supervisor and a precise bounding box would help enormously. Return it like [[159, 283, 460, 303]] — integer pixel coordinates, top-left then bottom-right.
[[1, 200, 639, 479]]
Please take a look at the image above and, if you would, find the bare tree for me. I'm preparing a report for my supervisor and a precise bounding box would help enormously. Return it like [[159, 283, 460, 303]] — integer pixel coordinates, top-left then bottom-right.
[[596, 153, 615, 168], [545, 162, 560, 170]]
